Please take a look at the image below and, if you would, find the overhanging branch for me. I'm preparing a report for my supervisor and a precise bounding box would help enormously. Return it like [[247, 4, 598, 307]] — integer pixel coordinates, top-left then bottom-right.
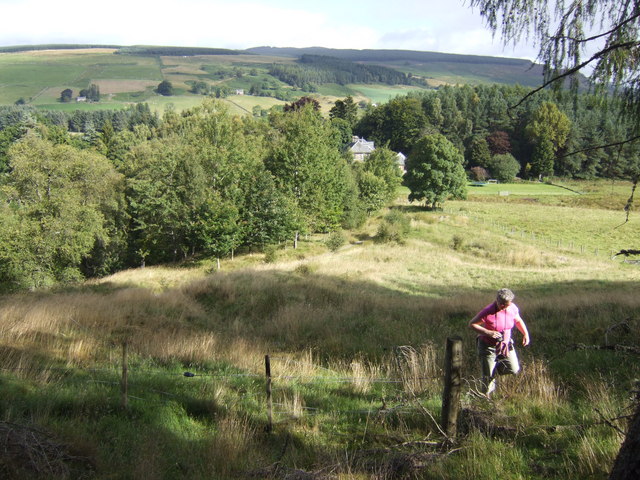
[[554, 12, 640, 44], [510, 40, 640, 110], [558, 135, 640, 158]]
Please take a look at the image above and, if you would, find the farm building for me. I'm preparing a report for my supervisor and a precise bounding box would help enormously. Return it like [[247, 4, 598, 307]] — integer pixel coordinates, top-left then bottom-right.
[[348, 136, 375, 161], [348, 136, 406, 173]]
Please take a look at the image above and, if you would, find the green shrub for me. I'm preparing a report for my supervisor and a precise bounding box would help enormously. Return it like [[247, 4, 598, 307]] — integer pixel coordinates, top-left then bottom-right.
[[263, 245, 278, 263], [325, 230, 346, 252], [487, 153, 521, 182], [452, 234, 466, 251], [375, 210, 411, 244]]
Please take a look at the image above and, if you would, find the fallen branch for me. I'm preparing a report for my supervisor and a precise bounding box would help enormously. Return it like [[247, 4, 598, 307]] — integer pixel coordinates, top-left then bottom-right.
[[594, 408, 627, 436]]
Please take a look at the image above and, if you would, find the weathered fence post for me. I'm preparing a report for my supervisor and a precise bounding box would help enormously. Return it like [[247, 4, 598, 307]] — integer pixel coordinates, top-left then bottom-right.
[[265, 355, 273, 433], [121, 341, 128, 410], [441, 336, 463, 440]]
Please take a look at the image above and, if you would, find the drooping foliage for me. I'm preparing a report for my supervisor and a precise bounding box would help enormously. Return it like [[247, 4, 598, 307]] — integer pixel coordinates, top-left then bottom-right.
[[469, 0, 640, 127]]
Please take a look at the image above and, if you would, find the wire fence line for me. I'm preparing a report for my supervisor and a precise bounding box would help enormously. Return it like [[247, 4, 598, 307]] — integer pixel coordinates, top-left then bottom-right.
[[0, 349, 457, 423], [441, 208, 619, 259]]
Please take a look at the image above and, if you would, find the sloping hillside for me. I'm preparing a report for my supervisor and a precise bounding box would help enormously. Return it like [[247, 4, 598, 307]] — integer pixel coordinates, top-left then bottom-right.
[[0, 44, 588, 111], [247, 46, 551, 87]]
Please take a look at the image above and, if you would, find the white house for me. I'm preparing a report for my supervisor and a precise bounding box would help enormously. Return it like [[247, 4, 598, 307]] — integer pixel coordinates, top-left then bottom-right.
[[348, 136, 406, 173], [348, 136, 375, 162], [395, 152, 407, 173]]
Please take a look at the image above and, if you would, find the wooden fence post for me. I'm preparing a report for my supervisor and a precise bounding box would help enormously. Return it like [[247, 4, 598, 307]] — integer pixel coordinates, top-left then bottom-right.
[[441, 336, 463, 440], [121, 341, 128, 410], [265, 355, 273, 433]]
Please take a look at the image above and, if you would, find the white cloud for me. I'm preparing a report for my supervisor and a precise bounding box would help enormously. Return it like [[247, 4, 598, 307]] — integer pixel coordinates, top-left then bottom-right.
[[0, 0, 541, 59]]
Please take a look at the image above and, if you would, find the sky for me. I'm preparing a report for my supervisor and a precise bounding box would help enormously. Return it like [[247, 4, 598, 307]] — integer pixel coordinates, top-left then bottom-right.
[[0, 0, 541, 60]]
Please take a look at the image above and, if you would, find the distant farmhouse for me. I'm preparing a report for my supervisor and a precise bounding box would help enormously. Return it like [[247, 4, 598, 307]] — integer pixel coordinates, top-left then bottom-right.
[[347, 136, 406, 173], [348, 136, 375, 161]]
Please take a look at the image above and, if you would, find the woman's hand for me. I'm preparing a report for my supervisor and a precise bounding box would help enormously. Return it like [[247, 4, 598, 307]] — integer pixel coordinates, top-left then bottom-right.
[[522, 334, 530, 346], [487, 330, 502, 340]]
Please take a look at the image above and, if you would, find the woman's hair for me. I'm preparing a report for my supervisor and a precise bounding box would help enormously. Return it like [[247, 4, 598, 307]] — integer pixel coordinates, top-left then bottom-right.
[[496, 288, 515, 303]]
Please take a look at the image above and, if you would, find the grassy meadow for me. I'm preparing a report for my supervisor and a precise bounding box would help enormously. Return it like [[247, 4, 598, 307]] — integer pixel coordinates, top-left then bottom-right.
[[0, 181, 639, 479]]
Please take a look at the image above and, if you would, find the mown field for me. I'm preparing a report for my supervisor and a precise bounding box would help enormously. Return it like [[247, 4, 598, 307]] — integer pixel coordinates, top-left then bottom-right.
[[0, 181, 638, 479]]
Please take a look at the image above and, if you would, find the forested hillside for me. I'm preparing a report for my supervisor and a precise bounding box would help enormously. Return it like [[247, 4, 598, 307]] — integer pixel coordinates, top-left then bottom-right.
[[269, 54, 413, 89], [247, 46, 565, 87], [352, 85, 639, 180]]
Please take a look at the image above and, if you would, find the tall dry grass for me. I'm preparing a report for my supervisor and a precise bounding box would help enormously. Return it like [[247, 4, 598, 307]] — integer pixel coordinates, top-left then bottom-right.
[[0, 200, 638, 479]]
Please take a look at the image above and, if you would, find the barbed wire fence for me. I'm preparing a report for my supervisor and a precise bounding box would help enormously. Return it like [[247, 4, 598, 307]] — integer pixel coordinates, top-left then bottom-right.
[[2, 336, 633, 446]]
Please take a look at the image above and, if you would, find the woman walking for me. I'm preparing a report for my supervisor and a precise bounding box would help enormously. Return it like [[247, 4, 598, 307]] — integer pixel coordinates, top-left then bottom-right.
[[469, 288, 530, 397]]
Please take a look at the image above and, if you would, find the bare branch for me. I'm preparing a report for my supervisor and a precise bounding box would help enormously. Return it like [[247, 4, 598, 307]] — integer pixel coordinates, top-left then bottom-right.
[[615, 178, 638, 228], [558, 135, 640, 158], [510, 40, 640, 109], [553, 12, 640, 44], [595, 408, 628, 436]]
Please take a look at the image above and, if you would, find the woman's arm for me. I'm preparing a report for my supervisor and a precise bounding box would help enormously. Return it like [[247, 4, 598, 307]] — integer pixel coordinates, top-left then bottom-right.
[[515, 317, 530, 346], [469, 314, 502, 340]]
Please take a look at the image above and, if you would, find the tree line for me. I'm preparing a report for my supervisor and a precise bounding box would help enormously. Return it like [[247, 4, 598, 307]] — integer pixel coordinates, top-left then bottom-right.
[[0, 100, 402, 292], [353, 84, 639, 182], [269, 54, 414, 90], [115, 46, 243, 56]]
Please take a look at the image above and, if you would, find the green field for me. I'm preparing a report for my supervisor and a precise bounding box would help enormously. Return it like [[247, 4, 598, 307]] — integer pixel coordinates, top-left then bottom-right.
[[0, 49, 165, 104], [349, 83, 427, 104], [0, 182, 638, 478]]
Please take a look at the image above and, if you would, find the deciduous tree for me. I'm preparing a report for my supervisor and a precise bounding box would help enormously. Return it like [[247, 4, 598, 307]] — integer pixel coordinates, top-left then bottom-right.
[[1, 136, 123, 288], [266, 105, 351, 231], [405, 134, 467, 209], [60, 88, 73, 103], [156, 80, 174, 96]]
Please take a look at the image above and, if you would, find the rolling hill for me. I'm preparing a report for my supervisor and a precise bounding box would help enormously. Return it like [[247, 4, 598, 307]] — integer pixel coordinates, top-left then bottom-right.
[[0, 44, 584, 113]]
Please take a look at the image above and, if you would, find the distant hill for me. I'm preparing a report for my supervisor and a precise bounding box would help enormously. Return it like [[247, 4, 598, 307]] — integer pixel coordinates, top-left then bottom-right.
[[247, 46, 533, 65], [247, 46, 589, 89], [0, 44, 590, 111]]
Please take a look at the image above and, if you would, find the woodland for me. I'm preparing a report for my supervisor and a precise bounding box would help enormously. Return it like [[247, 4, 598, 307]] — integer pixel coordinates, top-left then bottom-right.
[[0, 77, 638, 293]]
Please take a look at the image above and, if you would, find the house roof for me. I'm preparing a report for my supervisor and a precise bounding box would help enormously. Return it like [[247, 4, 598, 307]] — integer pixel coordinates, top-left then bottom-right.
[[348, 136, 375, 154]]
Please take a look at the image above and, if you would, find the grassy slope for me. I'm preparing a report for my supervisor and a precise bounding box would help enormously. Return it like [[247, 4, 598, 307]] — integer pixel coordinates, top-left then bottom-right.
[[0, 182, 638, 478]]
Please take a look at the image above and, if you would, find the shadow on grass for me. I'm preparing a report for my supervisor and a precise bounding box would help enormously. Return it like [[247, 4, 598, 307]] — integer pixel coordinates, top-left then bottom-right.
[[1, 270, 639, 477]]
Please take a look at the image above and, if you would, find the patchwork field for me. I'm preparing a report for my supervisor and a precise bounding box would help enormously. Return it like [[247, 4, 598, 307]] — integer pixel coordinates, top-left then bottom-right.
[[0, 46, 548, 114]]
